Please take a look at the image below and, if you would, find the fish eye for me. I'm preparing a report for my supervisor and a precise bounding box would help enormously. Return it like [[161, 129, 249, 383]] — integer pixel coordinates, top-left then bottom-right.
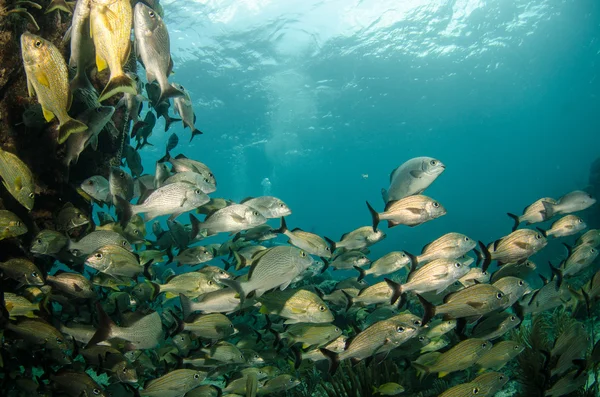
[[34, 40, 42, 48], [28, 192, 35, 198], [496, 292, 503, 299], [134, 230, 140, 235], [31, 271, 38, 277], [204, 178, 210, 183], [396, 326, 405, 333], [591, 248, 597, 254], [300, 251, 306, 257], [578, 219, 583, 223], [253, 211, 259, 216], [535, 234, 541, 239], [472, 387, 480, 395], [95, 253, 103, 259], [518, 280, 524, 286], [149, 10, 155, 17], [318, 305, 326, 312], [93, 389, 101, 395], [325, 247, 330, 251], [36, 238, 42, 244], [56, 337, 62, 344], [119, 171, 125, 178], [464, 237, 469, 241], [510, 316, 516, 321], [588, 194, 593, 199], [418, 336, 425, 342], [335, 327, 340, 332], [88, 180, 94, 185], [123, 367, 128, 373], [208, 280, 213, 285], [430, 160, 437, 166], [78, 213, 86, 218], [194, 373, 200, 379], [432, 202, 440, 208], [514, 344, 521, 350], [229, 324, 233, 328], [413, 320, 422, 326], [454, 262, 461, 268], [482, 271, 488, 276], [499, 375, 505, 381], [194, 189, 201, 194], [481, 343, 487, 348]]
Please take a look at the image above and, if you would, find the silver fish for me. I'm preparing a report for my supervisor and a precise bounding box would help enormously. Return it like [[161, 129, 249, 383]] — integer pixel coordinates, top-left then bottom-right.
[[382, 157, 445, 203]]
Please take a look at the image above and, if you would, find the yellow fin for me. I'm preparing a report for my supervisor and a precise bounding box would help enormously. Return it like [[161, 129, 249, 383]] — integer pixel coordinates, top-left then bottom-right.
[[5, 302, 14, 312], [438, 372, 449, 378], [14, 176, 23, 191], [96, 53, 108, 72], [26, 76, 35, 97], [25, 311, 38, 318], [35, 70, 50, 87], [164, 292, 176, 300], [42, 107, 55, 122], [290, 307, 306, 314], [259, 306, 269, 314]]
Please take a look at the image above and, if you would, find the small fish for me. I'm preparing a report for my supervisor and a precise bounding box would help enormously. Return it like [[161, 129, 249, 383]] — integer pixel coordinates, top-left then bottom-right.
[[179, 288, 248, 316], [88, 303, 163, 349], [5, 318, 68, 352], [358, 251, 414, 279], [420, 284, 509, 323], [163, 171, 216, 194], [576, 229, 600, 247], [119, 182, 209, 225], [69, 230, 132, 256], [50, 371, 107, 397], [56, 203, 89, 232], [239, 225, 277, 242], [90, 0, 137, 101], [0, 258, 45, 286], [540, 215, 586, 238], [426, 320, 456, 339], [458, 265, 489, 287], [140, 369, 206, 397], [370, 383, 404, 396], [0, 148, 35, 210], [520, 279, 571, 315], [179, 313, 237, 340], [476, 340, 524, 370], [241, 196, 292, 218], [326, 250, 371, 271], [64, 106, 115, 166], [469, 372, 509, 396], [382, 157, 445, 203], [154, 161, 170, 189], [258, 375, 301, 395], [80, 175, 111, 204], [276, 217, 333, 258], [333, 225, 386, 252], [172, 84, 203, 141], [174, 246, 214, 266], [193, 204, 266, 237], [545, 369, 588, 397], [68, 0, 95, 90], [507, 197, 557, 231], [395, 258, 471, 295], [546, 190, 596, 217], [152, 272, 221, 299], [279, 323, 342, 349], [471, 312, 521, 340], [258, 289, 333, 324], [21, 32, 87, 143], [490, 260, 536, 283], [80, 345, 138, 383], [46, 271, 95, 299], [492, 276, 531, 308], [367, 195, 446, 230], [231, 246, 314, 298], [86, 244, 143, 278], [0, 210, 27, 240], [4, 293, 40, 318], [420, 336, 449, 353], [484, 228, 547, 266], [109, 167, 135, 203], [134, 2, 183, 106], [562, 244, 598, 276], [123, 145, 144, 178], [412, 338, 492, 378], [166, 154, 216, 186], [417, 233, 476, 264]]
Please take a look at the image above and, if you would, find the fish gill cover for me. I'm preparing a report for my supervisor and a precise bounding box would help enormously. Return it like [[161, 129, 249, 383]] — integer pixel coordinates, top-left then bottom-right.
[[0, 0, 599, 396]]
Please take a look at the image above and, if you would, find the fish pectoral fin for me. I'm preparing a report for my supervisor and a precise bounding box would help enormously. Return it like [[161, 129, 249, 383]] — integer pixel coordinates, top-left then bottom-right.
[[513, 241, 532, 250], [42, 106, 55, 122], [34, 70, 50, 87], [405, 207, 425, 215], [438, 372, 449, 378], [73, 283, 83, 292], [409, 170, 425, 178], [290, 307, 306, 314], [96, 53, 108, 72], [466, 301, 484, 308], [433, 271, 449, 279], [14, 176, 23, 191], [230, 214, 245, 223], [179, 197, 187, 207]]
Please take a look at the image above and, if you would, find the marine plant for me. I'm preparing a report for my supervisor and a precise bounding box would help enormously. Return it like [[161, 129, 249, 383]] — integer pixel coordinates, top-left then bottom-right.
[[0, 0, 41, 31]]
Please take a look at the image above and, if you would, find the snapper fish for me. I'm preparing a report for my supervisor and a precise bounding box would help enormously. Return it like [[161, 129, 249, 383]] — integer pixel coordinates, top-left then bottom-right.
[[382, 157, 445, 204], [367, 195, 447, 230]]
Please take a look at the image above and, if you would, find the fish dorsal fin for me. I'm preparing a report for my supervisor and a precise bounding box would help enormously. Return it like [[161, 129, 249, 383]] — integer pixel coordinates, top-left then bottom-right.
[[291, 228, 303, 232], [340, 232, 349, 241], [421, 242, 431, 254], [389, 166, 401, 183], [240, 197, 253, 204], [175, 154, 187, 159], [251, 249, 269, 261], [384, 200, 398, 212]]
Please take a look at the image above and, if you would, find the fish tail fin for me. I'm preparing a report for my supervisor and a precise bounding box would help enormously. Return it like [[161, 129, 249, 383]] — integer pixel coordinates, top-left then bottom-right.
[[158, 150, 171, 164], [291, 346, 303, 370], [411, 362, 430, 380], [221, 259, 232, 272], [233, 250, 246, 271], [69, 70, 93, 93], [540, 200, 555, 220], [341, 290, 354, 313], [506, 213, 520, 232], [170, 311, 185, 336], [190, 129, 203, 142], [189, 214, 200, 240], [164, 116, 181, 132], [45, 0, 73, 14], [548, 262, 563, 289], [320, 257, 330, 274], [354, 265, 366, 282], [114, 195, 133, 227], [324, 236, 336, 253], [274, 217, 288, 234], [366, 201, 380, 232], [147, 281, 160, 302], [417, 294, 435, 326], [220, 278, 246, 304], [384, 278, 403, 305], [169, 352, 184, 369], [406, 252, 418, 272], [179, 293, 193, 320], [157, 83, 185, 106], [58, 117, 87, 144], [535, 227, 547, 238], [87, 302, 114, 347], [477, 241, 492, 272], [99, 73, 137, 102], [319, 348, 340, 375]]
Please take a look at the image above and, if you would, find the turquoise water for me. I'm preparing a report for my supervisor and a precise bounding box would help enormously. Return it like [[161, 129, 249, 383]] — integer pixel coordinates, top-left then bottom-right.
[[136, 0, 600, 275]]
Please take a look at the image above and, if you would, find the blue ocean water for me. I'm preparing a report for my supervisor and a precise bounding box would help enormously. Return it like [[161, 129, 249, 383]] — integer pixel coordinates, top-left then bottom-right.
[[135, 0, 600, 280]]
